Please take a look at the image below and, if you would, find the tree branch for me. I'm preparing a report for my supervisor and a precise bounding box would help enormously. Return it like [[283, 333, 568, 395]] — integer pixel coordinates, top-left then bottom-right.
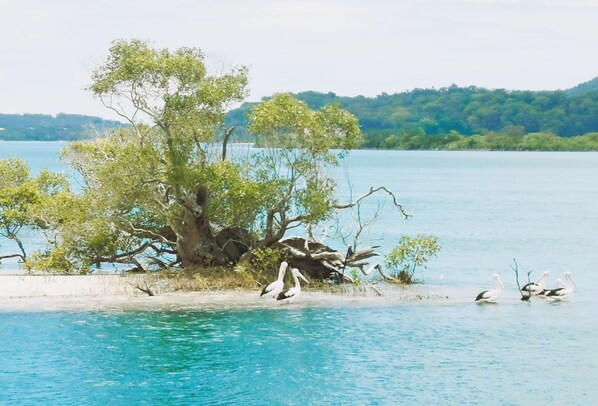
[[334, 186, 410, 219], [221, 126, 235, 161]]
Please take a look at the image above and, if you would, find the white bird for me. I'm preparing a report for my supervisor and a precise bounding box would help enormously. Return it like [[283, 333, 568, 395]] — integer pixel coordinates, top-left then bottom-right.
[[475, 273, 504, 303], [544, 272, 576, 301], [276, 268, 309, 302], [260, 261, 289, 298], [521, 271, 550, 296]]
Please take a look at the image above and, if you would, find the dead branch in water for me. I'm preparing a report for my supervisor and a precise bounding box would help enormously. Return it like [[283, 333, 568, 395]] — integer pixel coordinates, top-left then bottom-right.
[[511, 259, 531, 302]]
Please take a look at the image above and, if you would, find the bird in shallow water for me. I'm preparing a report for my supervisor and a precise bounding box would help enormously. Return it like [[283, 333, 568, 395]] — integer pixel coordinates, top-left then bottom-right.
[[260, 261, 289, 299], [544, 272, 576, 301], [521, 271, 550, 296], [276, 268, 309, 303], [475, 273, 504, 303]]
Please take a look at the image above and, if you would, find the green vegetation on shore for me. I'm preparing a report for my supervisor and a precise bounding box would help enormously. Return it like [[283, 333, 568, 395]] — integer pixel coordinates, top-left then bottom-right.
[[2, 39, 414, 289], [4, 78, 598, 151], [226, 79, 598, 151], [0, 113, 125, 141]]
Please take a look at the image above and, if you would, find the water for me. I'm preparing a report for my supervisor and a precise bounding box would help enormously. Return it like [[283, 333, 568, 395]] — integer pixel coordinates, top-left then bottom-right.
[[1, 304, 596, 404], [1, 142, 598, 404]]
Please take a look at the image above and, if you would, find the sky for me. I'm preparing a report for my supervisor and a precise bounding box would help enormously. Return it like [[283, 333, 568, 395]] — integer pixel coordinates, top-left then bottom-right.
[[2, 0, 598, 120]]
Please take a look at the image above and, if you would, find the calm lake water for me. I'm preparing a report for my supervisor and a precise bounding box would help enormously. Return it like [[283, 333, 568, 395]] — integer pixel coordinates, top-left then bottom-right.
[[1, 141, 597, 404]]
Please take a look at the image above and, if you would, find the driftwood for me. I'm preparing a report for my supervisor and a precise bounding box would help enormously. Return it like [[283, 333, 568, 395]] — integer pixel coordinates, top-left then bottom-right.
[[127, 280, 155, 296], [274, 236, 381, 281], [511, 259, 532, 301]]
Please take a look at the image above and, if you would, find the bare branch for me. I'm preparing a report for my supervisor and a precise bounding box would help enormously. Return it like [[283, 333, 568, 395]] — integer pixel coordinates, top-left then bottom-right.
[[126, 280, 155, 296], [0, 253, 25, 262], [334, 186, 410, 219]]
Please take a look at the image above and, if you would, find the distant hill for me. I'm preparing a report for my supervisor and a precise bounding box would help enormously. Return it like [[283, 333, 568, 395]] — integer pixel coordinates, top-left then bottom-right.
[[566, 77, 598, 96], [226, 80, 598, 147], [5, 78, 598, 145], [0, 113, 126, 141]]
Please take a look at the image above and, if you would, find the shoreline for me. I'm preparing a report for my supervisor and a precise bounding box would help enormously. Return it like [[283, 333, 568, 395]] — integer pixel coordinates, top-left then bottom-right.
[[0, 275, 455, 312]]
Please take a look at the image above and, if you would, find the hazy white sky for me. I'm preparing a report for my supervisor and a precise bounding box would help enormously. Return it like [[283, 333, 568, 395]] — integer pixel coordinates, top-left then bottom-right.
[[2, 0, 598, 119]]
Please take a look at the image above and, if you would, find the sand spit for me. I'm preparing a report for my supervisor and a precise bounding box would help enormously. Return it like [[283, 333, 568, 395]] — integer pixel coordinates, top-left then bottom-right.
[[0, 275, 454, 312], [0, 275, 159, 298]]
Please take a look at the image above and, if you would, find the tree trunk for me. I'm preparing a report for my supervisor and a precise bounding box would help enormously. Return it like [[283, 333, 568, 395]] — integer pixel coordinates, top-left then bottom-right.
[[175, 190, 229, 267], [177, 222, 229, 267]]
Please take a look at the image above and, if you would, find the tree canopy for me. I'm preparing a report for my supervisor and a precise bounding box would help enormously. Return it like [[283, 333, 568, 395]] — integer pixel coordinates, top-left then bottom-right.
[[15, 39, 384, 277], [0, 158, 69, 264]]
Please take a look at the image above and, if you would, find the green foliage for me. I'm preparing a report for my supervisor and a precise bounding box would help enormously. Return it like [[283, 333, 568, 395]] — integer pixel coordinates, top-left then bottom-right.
[[0, 113, 125, 141], [249, 93, 362, 155], [384, 234, 440, 284], [250, 247, 285, 273], [24, 247, 83, 275], [566, 77, 598, 96], [0, 158, 69, 262], [226, 85, 598, 150], [22, 40, 364, 273], [247, 247, 286, 284], [350, 268, 362, 286], [246, 92, 363, 247], [91, 39, 248, 145]]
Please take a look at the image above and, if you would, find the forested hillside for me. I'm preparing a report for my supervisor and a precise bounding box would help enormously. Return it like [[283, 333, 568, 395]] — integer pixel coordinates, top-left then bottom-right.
[[225, 79, 598, 150], [0, 113, 125, 141], [4, 79, 598, 150]]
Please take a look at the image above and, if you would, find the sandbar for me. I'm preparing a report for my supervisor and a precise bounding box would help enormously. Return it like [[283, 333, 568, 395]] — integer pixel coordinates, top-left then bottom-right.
[[0, 274, 454, 312]]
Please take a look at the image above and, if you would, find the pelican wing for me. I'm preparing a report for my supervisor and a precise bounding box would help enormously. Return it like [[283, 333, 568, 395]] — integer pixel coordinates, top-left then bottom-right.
[[260, 280, 283, 297], [545, 287, 565, 297], [276, 287, 298, 301], [475, 290, 489, 301]]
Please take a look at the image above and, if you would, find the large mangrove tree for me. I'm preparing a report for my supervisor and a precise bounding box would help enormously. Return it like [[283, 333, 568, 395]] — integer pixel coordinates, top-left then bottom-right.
[[12, 39, 406, 276]]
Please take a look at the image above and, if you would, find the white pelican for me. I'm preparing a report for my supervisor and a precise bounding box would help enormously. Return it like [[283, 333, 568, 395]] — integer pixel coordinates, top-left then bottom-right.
[[544, 272, 576, 301], [260, 261, 289, 298], [521, 271, 550, 296], [475, 273, 504, 303], [276, 268, 309, 302]]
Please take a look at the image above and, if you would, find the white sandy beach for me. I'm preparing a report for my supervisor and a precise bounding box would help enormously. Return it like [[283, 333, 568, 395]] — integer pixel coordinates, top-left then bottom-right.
[[0, 274, 455, 312]]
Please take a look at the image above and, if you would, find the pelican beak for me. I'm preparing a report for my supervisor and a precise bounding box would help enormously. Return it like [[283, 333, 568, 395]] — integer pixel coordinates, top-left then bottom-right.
[[498, 278, 504, 289], [569, 275, 577, 289], [298, 272, 310, 284]]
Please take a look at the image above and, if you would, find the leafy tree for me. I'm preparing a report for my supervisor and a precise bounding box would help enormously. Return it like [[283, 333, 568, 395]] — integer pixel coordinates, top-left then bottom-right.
[[31, 40, 366, 274], [384, 234, 440, 284], [0, 158, 68, 264]]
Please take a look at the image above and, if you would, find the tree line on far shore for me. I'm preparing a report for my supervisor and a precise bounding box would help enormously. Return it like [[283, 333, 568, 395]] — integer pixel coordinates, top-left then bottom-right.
[[225, 80, 598, 151], [4, 72, 598, 151], [0, 113, 125, 141]]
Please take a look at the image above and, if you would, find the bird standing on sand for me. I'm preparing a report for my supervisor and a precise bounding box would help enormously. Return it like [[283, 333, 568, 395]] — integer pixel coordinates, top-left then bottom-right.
[[260, 261, 289, 298], [277, 268, 309, 303]]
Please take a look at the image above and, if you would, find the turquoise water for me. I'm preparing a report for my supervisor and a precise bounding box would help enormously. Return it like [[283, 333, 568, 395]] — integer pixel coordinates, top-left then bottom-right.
[[1, 142, 598, 404], [1, 304, 596, 404]]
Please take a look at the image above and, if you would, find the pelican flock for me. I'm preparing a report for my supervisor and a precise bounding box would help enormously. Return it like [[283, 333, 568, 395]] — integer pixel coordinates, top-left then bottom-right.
[[521, 271, 550, 296], [260, 261, 289, 299], [543, 272, 576, 301], [475, 271, 577, 303], [475, 273, 504, 303], [276, 268, 309, 303]]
